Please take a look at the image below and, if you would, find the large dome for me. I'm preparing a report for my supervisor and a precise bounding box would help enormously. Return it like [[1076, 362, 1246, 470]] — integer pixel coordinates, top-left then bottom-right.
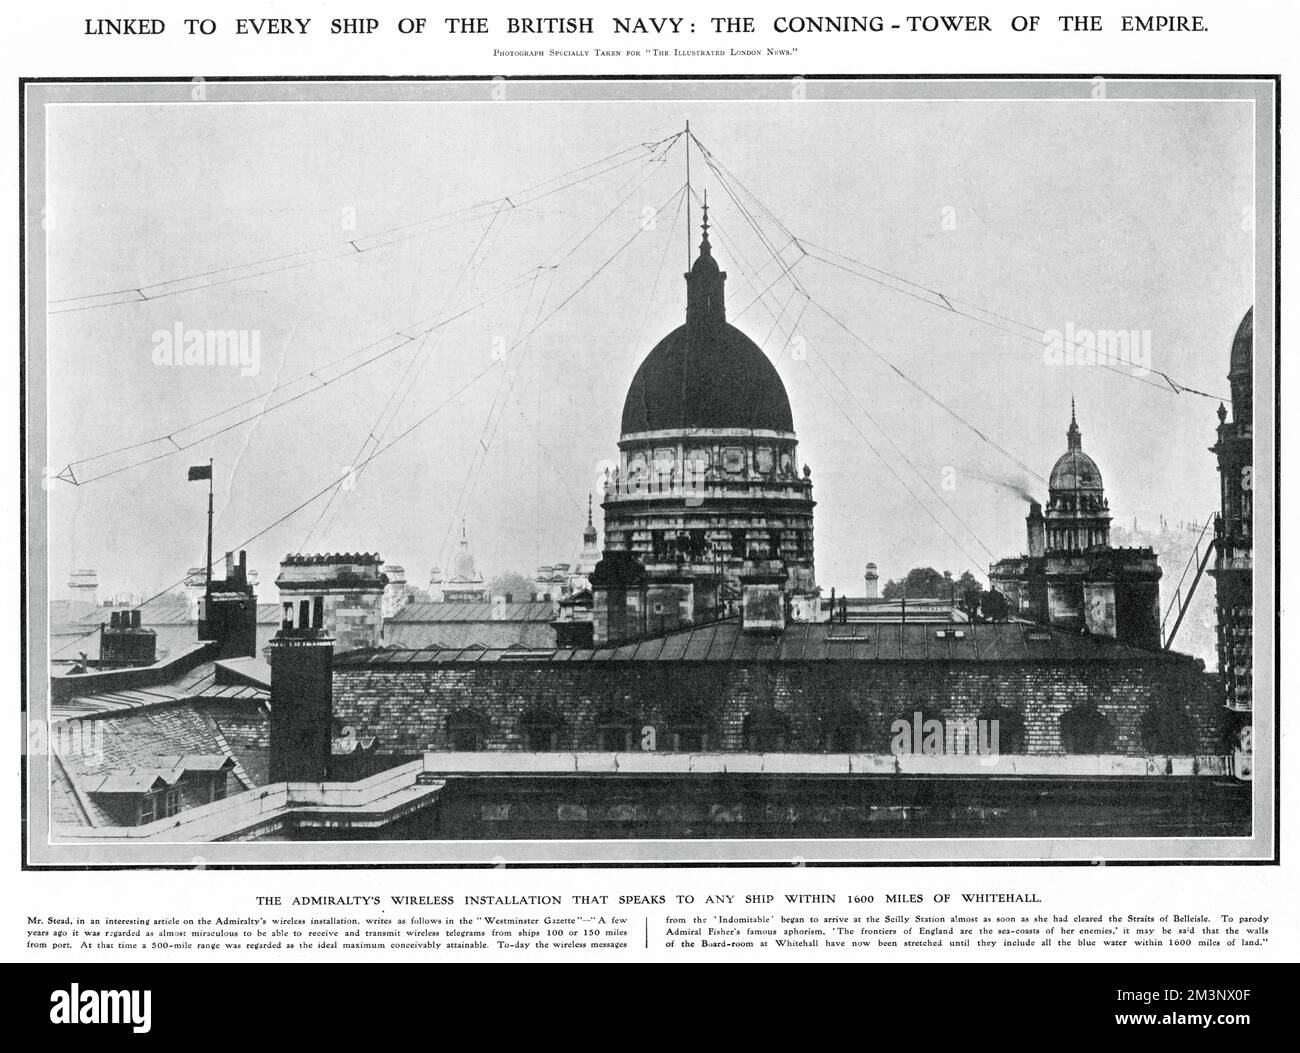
[[620, 322, 794, 434], [620, 201, 795, 436], [1049, 448, 1103, 491]]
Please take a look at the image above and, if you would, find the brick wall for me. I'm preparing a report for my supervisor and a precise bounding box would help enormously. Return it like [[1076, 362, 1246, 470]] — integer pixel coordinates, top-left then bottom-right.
[[332, 658, 1224, 757]]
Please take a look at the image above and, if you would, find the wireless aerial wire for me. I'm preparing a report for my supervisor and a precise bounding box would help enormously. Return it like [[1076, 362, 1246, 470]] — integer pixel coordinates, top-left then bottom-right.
[[695, 183, 998, 571], [690, 129, 1228, 403], [48, 132, 684, 315], [53, 132, 687, 487]]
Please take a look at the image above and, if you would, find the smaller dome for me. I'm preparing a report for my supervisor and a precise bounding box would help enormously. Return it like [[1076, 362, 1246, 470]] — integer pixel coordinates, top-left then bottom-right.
[[450, 547, 477, 581], [1230, 307, 1252, 379], [689, 244, 721, 279], [1050, 449, 1104, 491], [1050, 400, 1103, 491], [448, 521, 481, 582]]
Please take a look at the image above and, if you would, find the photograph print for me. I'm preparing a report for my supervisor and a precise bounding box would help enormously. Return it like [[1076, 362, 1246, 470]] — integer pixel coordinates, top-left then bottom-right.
[[25, 77, 1275, 865]]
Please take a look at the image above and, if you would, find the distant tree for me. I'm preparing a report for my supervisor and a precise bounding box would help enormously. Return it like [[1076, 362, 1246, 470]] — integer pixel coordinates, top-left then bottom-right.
[[490, 571, 537, 603], [979, 589, 1009, 622], [883, 567, 939, 599], [882, 567, 980, 600]]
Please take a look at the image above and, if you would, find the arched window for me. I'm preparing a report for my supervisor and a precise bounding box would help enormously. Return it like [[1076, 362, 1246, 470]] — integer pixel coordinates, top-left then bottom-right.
[[446, 709, 490, 752], [595, 709, 638, 752], [1139, 697, 1196, 754], [661, 709, 711, 752], [520, 708, 564, 752], [743, 710, 792, 752], [1059, 705, 1115, 754]]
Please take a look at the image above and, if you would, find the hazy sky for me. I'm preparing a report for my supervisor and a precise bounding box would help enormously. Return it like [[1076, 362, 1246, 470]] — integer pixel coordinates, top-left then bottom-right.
[[43, 94, 1254, 605]]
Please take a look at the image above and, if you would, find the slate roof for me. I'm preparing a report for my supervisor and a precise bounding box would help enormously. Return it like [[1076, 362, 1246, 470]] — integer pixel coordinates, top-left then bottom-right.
[[51, 663, 268, 722], [50, 604, 282, 664], [151, 753, 238, 773], [213, 656, 273, 690], [48, 650, 271, 827], [383, 622, 558, 650], [51, 699, 267, 827], [338, 618, 1190, 668], [89, 769, 183, 795], [389, 602, 557, 623], [381, 601, 559, 650]]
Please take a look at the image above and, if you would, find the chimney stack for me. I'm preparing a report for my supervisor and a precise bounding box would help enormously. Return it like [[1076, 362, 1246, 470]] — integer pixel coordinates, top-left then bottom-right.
[[1027, 500, 1046, 558], [100, 608, 156, 668], [268, 625, 336, 783], [740, 564, 787, 634], [199, 550, 258, 659], [590, 551, 648, 646]]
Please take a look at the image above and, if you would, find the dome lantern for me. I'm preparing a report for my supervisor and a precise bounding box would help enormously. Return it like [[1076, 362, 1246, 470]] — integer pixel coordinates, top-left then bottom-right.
[[685, 194, 725, 329]]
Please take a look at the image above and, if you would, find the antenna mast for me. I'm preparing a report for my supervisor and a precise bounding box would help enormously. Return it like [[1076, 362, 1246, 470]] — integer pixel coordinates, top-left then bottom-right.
[[205, 458, 214, 588], [685, 118, 692, 270]]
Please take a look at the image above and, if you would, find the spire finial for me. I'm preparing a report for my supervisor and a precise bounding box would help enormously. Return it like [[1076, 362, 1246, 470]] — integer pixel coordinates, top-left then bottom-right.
[[702, 188, 712, 256], [1067, 398, 1082, 450], [460, 517, 467, 542], [582, 492, 598, 546]]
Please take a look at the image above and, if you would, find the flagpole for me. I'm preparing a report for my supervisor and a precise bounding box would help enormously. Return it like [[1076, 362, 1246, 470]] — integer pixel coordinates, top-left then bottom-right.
[[205, 458, 214, 588]]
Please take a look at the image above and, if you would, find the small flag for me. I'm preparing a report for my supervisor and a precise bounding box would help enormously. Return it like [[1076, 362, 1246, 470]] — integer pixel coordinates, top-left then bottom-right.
[[187, 464, 212, 481]]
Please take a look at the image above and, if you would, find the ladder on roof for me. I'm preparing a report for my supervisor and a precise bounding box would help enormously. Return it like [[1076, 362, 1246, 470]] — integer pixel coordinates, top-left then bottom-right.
[[1161, 513, 1216, 650]]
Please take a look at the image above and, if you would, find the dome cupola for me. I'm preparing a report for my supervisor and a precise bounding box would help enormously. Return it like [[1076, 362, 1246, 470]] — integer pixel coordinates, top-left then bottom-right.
[[1048, 399, 1105, 492], [1043, 400, 1111, 552]]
